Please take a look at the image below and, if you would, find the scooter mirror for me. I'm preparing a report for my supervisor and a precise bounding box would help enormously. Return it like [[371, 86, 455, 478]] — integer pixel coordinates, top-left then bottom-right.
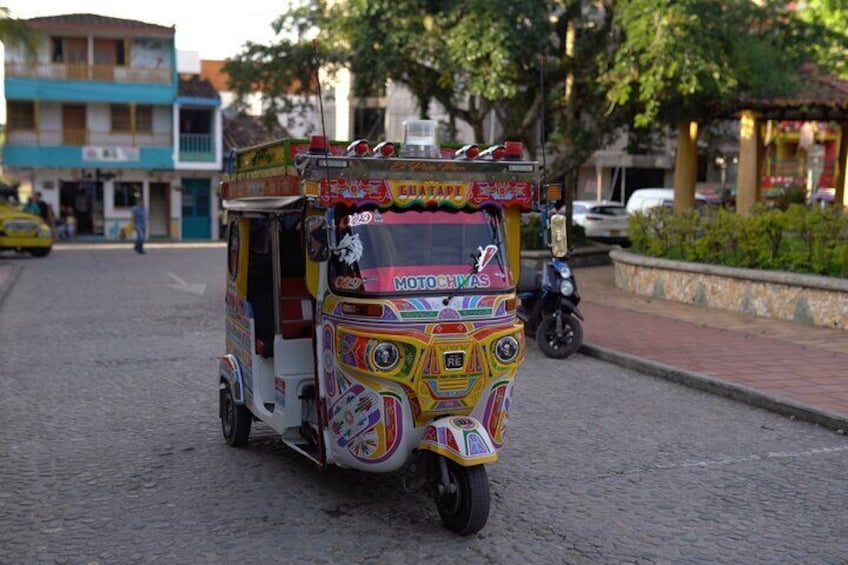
[[549, 213, 568, 258], [305, 216, 330, 262]]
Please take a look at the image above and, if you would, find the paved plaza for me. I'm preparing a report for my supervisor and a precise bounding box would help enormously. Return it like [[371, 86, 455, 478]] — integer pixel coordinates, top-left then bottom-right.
[[0, 246, 846, 563]]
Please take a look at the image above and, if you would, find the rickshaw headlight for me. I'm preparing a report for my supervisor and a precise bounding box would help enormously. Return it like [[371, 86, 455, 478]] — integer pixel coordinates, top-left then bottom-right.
[[559, 279, 574, 296], [38, 225, 52, 238], [372, 342, 400, 371], [494, 336, 519, 363]]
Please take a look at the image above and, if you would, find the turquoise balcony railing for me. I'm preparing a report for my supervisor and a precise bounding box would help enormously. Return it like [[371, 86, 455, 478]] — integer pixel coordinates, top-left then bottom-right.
[[179, 133, 215, 162]]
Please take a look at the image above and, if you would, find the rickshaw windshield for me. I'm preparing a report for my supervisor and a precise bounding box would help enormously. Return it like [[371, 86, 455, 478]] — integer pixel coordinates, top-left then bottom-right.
[[329, 207, 511, 296]]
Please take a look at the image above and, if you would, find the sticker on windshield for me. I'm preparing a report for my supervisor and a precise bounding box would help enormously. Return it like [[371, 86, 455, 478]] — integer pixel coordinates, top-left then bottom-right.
[[393, 273, 491, 292], [348, 211, 382, 227], [475, 244, 499, 273], [334, 233, 364, 266], [334, 276, 363, 290]]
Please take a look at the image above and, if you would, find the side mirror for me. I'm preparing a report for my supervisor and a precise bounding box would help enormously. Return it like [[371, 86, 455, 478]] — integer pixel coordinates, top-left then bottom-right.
[[549, 213, 568, 258], [304, 216, 330, 262]]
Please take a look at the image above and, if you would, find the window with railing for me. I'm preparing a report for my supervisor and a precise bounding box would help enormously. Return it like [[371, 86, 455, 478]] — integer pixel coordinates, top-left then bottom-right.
[[136, 106, 153, 133], [111, 105, 131, 132], [111, 104, 153, 134], [7, 101, 35, 130]]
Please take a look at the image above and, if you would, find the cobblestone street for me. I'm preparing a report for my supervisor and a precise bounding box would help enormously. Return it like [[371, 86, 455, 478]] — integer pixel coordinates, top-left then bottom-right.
[[1, 246, 846, 564]]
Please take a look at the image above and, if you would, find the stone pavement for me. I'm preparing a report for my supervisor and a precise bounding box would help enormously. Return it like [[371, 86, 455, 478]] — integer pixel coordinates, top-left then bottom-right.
[[3, 254, 846, 432], [577, 265, 848, 432], [0, 262, 20, 310]]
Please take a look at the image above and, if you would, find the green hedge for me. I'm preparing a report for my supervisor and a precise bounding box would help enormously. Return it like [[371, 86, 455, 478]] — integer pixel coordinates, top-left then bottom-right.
[[520, 213, 587, 250], [628, 205, 848, 278]]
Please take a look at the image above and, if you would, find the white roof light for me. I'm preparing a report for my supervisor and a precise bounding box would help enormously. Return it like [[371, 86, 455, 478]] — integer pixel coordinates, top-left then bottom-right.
[[400, 119, 441, 158]]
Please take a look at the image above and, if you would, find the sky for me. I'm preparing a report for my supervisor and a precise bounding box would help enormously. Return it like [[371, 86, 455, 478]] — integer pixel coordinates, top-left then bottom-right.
[[0, 1, 292, 122], [2, 0, 289, 60]]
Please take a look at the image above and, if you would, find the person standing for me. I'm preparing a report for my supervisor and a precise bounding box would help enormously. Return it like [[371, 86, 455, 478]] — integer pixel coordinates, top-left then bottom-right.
[[131, 193, 147, 254], [23, 196, 41, 215]]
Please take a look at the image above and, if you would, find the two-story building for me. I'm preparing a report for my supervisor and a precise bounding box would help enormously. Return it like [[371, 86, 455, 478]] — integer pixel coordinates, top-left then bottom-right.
[[3, 13, 222, 240]]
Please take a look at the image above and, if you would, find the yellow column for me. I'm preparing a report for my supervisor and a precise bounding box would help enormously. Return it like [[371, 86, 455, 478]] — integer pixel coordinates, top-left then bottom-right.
[[835, 122, 848, 209], [673, 120, 698, 211], [736, 110, 760, 216]]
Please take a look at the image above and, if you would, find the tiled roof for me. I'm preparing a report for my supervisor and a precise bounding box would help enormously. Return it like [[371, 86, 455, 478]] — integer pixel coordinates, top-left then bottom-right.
[[223, 113, 287, 151], [201, 60, 230, 93], [178, 76, 221, 100], [25, 13, 174, 37], [740, 65, 848, 119], [201, 58, 318, 95]]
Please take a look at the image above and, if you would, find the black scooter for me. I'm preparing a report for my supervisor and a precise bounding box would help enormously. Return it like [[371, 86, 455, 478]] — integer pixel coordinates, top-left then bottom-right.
[[517, 256, 584, 359]]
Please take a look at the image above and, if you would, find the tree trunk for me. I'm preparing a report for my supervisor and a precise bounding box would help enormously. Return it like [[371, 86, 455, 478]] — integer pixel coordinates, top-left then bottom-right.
[[673, 120, 699, 212]]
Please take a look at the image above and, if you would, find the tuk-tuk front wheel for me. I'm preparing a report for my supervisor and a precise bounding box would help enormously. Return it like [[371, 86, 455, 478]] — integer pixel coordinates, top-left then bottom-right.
[[220, 385, 251, 447], [435, 459, 490, 536]]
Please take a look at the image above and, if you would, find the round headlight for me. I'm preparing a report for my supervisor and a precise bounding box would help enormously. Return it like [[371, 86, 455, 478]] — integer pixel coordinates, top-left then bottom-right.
[[560, 279, 574, 296], [495, 335, 519, 363], [557, 263, 572, 278], [38, 226, 52, 238], [372, 342, 400, 371]]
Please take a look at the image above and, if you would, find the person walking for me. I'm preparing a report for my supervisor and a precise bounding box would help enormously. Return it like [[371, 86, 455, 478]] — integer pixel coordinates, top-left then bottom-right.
[[131, 193, 147, 254]]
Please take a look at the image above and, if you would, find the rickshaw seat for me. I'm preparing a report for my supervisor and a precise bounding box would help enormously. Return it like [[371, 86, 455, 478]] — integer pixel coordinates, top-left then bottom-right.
[[279, 277, 314, 340]]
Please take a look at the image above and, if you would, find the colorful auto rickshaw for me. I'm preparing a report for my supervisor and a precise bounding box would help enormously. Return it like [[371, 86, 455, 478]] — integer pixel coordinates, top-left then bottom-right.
[[218, 120, 539, 535]]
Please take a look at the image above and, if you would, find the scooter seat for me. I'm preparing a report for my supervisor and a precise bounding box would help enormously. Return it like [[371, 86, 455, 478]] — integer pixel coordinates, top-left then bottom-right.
[[517, 268, 541, 292]]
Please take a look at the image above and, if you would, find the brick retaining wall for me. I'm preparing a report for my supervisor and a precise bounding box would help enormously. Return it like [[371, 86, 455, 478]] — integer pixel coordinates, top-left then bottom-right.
[[611, 249, 848, 330]]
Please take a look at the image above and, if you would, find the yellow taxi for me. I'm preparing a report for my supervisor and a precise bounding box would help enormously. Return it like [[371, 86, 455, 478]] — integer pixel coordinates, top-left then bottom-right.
[[0, 186, 53, 257]]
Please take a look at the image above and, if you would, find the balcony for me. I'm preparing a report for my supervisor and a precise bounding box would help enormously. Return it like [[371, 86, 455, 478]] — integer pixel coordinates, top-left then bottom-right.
[[5, 62, 172, 84], [6, 128, 172, 147], [3, 128, 174, 169], [179, 133, 216, 162]]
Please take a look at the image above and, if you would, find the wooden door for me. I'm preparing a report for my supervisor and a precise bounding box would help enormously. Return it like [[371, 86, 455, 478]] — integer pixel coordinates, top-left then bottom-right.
[[93, 39, 116, 81], [65, 38, 88, 80], [62, 105, 86, 145]]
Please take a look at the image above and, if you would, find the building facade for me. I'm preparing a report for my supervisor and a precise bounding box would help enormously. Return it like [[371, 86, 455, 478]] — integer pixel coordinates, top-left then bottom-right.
[[3, 14, 223, 241]]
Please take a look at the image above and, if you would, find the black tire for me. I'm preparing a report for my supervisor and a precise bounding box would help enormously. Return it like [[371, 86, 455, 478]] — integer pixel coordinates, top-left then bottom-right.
[[220, 385, 251, 447], [29, 247, 51, 258], [535, 313, 583, 359], [436, 461, 490, 536]]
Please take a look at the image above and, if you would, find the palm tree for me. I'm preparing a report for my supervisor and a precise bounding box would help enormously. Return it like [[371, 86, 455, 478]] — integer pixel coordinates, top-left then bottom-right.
[[0, 7, 37, 56]]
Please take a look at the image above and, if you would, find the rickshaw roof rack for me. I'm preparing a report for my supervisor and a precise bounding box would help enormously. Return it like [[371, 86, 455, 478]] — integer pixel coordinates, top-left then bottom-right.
[[221, 135, 539, 210]]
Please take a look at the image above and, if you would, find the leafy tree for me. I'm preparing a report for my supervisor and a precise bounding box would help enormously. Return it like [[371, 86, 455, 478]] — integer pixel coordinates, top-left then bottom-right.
[[224, 0, 628, 180], [797, 0, 848, 79], [0, 7, 38, 56], [600, 0, 844, 204], [603, 0, 825, 129]]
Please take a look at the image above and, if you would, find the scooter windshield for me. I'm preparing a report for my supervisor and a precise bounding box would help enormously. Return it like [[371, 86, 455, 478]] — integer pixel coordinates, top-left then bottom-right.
[[330, 207, 511, 296]]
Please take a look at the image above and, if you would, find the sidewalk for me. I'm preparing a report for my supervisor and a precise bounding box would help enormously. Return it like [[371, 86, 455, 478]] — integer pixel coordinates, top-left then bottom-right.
[[577, 265, 848, 431]]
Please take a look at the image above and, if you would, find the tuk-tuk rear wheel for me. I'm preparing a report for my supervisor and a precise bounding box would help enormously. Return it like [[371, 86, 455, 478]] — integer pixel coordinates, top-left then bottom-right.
[[435, 460, 490, 536], [220, 386, 251, 447]]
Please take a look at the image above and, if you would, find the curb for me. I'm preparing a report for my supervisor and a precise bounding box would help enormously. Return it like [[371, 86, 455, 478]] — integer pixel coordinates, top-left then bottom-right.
[[580, 342, 848, 433], [0, 263, 22, 311]]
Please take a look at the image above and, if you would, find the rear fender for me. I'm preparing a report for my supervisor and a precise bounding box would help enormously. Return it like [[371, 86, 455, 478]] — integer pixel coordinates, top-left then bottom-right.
[[418, 416, 498, 466], [219, 354, 245, 405]]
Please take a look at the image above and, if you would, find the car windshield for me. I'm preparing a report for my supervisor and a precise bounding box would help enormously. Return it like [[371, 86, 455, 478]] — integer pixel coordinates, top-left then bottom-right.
[[329, 207, 511, 296], [589, 205, 627, 216]]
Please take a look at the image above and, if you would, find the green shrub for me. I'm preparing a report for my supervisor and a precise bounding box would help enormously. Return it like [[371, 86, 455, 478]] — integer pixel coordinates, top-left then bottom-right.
[[521, 212, 588, 251], [520, 213, 546, 250], [629, 204, 848, 278]]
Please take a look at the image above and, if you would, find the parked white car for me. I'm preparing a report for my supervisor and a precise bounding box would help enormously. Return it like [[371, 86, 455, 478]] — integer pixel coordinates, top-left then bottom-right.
[[570, 200, 629, 243], [626, 188, 708, 214]]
